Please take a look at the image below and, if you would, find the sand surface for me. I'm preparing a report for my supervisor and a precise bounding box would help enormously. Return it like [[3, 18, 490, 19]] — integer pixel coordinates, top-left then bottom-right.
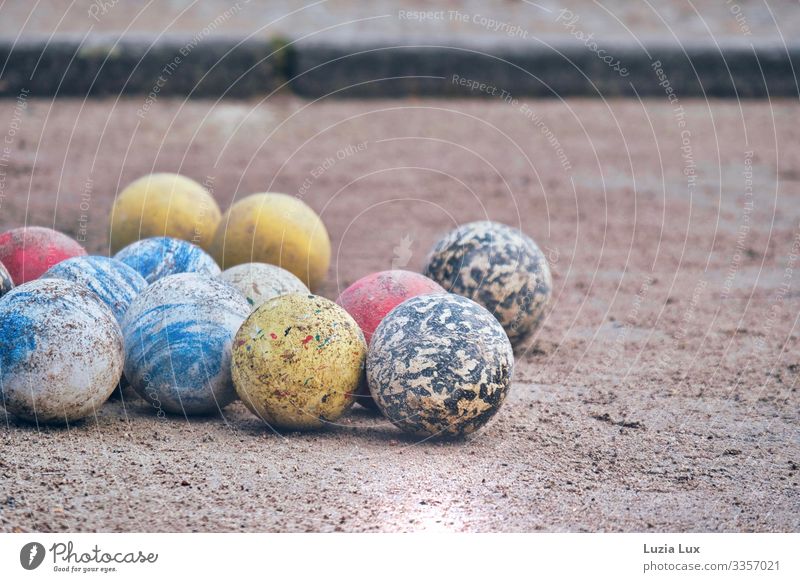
[[0, 96, 798, 531]]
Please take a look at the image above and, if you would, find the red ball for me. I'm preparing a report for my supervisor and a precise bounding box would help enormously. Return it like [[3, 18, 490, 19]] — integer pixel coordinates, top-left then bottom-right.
[[337, 270, 445, 409], [0, 227, 87, 285]]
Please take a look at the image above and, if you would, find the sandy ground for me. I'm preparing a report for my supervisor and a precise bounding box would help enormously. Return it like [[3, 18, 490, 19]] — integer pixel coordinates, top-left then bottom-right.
[[0, 95, 798, 532]]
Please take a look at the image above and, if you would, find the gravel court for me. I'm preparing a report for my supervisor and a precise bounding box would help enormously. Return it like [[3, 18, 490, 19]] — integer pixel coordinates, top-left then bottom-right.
[[0, 94, 797, 532]]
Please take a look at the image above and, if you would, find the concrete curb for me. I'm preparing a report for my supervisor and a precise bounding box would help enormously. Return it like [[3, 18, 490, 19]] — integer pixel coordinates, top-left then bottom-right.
[[1, 35, 798, 98], [0, 34, 285, 98]]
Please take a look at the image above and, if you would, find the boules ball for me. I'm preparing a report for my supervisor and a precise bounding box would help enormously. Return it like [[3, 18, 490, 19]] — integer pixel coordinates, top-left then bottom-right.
[[0, 226, 87, 285], [232, 293, 366, 430], [209, 193, 331, 291], [109, 173, 221, 253], [0, 279, 123, 424], [114, 236, 220, 284], [41, 255, 147, 324], [423, 220, 552, 346], [220, 262, 309, 311], [122, 273, 250, 416], [336, 269, 445, 409], [0, 260, 13, 299], [368, 293, 514, 438]]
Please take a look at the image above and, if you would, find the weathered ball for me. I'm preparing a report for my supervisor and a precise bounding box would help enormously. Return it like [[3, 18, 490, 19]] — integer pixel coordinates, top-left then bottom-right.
[[209, 193, 331, 291], [232, 293, 366, 430], [122, 273, 250, 416], [0, 260, 13, 299], [0, 226, 87, 285], [114, 236, 220, 284], [423, 221, 552, 346], [337, 270, 446, 344], [109, 173, 221, 254], [368, 293, 514, 438], [0, 279, 123, 424], [336, 270, 445, 409], [220, 262, 309, 311], [41, 255, 147, 324]]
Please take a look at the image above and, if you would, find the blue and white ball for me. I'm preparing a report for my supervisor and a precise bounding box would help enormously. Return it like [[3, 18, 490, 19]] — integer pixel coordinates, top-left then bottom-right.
[[122, 273, 250, 415], [114, 236, 220, 284], [0, 260, 12, 299], [41, 255, 147, 324], [0, 279, 123, 424]]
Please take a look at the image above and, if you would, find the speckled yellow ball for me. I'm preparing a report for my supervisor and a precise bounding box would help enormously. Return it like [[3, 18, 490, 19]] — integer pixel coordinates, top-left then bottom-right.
[[232, 293, 366, 430], [210, 193, 331, 291], [109, 173, 221, 254]]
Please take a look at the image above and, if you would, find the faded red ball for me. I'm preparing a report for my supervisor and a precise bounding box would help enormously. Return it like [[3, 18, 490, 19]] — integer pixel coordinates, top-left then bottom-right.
[[0, 227, 87, 285], [336, 270, 445, 409]]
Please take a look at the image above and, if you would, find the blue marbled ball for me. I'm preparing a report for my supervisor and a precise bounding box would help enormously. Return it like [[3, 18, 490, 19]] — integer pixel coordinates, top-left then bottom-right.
[[0, 260, 12, 299], [122, 273, 250, 416], [0, 279, 123, 424], [114, 236, 220, 284], [41, 255, 147, 324], [368, 293, 514, 438]]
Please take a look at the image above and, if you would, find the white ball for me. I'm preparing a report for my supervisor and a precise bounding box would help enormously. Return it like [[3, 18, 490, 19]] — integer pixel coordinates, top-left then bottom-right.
[[0, 279, 123, 424], [219, 262, 309, 310]]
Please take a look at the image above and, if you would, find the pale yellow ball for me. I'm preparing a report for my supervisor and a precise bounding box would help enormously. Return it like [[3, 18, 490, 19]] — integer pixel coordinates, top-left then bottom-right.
[[109, 173, 221, 254], [232, 293, 366, 430], [210, 193, 331, 291]]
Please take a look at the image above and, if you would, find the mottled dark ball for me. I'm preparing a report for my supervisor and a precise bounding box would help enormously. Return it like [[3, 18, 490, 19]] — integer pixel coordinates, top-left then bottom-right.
[[423, 221, 552, 346], [367, 294, 514, 438], [0, 260, 13, 299]]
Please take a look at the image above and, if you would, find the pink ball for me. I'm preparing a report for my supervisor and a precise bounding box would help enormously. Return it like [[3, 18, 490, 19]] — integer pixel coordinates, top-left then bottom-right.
[[0, 227, 87, 285], [337, 270, 445, 409]]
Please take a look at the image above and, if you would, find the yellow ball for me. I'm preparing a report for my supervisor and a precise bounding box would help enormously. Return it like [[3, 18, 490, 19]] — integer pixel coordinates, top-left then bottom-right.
[[109, 173, 221, 254], [232, 293, 366, 430], [210, 193, 331, 291]]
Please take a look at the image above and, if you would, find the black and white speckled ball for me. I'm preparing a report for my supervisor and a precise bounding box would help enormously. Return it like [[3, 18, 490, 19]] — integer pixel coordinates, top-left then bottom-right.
[[367, 293, 514, 438], [423, 221, 552, 346], [0, 260, 12, 299]]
